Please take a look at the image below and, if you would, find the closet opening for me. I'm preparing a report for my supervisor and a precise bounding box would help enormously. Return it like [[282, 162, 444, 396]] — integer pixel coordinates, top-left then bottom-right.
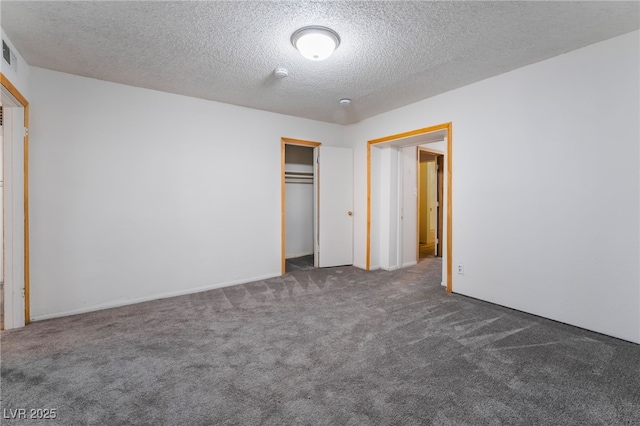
[[281, 138, 320, 273]]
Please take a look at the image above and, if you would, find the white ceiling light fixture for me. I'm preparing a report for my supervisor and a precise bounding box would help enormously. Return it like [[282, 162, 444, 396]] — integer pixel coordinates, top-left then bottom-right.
[[291, 26, 340, 61], [339, 98, 351, 105]]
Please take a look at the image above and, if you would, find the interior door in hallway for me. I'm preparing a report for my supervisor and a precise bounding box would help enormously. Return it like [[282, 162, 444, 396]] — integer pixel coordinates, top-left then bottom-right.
[[418, 150, 443, 259], [316, 146, 353, 267], [0, 100, 26, 329]]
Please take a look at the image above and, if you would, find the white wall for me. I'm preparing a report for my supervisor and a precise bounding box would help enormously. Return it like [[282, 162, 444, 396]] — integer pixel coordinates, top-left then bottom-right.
[[348, 31, 640, 343], [421, 141, 445, 153], [285, 145, 314, 258], [369, 146, 381, 269], [377, 147, 400, 270], [1, 28, 29, 98], [401, 146, 417, 268], [28, 67, 345, 320]]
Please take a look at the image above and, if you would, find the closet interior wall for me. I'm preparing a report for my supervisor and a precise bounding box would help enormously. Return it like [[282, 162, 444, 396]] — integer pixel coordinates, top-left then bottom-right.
[[284, 145, 314, 259]]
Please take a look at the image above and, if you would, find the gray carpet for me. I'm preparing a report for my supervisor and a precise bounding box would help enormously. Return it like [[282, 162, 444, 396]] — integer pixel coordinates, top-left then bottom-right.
[[2, 258, 639, 425]]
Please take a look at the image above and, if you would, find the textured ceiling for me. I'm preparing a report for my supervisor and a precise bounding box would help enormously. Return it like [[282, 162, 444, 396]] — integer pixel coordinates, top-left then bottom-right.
[[1, 1, 639, 125]]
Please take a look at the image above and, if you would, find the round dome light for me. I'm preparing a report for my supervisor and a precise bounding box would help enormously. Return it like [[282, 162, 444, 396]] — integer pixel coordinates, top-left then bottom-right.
[[291, 26, 340, 61]]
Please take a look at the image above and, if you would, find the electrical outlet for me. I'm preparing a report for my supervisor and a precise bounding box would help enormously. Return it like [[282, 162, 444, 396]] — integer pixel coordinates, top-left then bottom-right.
[[457, 263, 464, 274]]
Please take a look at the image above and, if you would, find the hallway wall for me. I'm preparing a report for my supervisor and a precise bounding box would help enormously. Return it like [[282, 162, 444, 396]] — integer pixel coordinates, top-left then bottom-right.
[[348, 31, 640, 343]]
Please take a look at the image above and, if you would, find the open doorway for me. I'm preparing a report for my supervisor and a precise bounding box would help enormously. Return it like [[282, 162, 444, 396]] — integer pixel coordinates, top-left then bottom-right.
[[367, 122, 453, 292], [1, 73, 30, 328], [418, 148, 444, 260]]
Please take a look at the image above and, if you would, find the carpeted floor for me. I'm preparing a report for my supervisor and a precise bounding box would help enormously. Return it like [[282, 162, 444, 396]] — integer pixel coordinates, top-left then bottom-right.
[[1, 258, 639, 425]]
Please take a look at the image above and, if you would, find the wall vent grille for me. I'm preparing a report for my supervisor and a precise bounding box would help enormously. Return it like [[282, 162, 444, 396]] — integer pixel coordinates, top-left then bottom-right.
[[2, 40, 18, 72], [2, 40, 10, 64]]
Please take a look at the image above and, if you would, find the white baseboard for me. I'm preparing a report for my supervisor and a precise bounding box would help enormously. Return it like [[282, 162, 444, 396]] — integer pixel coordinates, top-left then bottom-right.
[[352, 262, 368, 270], [402, 261, 418, 268], [31, 272, 282, 322]]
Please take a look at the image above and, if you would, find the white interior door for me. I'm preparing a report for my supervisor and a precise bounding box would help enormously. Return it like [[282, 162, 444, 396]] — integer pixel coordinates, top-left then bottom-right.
[[2, 104, 26, 329], [316, 146, 353, 267]]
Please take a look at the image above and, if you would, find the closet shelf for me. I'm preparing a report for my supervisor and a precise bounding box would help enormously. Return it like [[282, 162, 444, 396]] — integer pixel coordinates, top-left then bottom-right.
[[285, 171, 314, 184]]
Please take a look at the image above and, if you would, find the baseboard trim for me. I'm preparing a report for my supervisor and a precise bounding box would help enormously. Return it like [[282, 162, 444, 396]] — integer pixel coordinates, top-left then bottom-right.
[[353, 262, 368, 270], [402, 261, 418, 268], [31, 272, 282, 322]]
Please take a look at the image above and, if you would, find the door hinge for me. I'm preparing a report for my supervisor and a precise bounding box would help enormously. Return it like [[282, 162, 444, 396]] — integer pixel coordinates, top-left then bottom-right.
[[24, 127, 28, 137]]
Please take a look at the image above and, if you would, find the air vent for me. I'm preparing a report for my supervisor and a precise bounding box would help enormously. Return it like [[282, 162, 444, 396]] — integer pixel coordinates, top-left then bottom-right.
[[2, 40, 18, 72], [0, 106, 3, 126], [2, 40, 9, 64]]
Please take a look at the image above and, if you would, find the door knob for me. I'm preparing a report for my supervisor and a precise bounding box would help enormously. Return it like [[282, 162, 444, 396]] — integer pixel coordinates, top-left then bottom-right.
[[348, 211, 353, 216]]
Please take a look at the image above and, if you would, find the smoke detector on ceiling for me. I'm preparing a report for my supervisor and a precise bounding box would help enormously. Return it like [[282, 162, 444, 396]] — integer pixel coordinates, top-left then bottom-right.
[[274, 68, 289, 78]]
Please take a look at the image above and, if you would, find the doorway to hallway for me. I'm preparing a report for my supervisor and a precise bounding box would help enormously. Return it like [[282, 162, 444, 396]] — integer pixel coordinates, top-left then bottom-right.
[[0, 74, 30, 328], [418, 149, 443, 260], [367, 122, 453, 292]]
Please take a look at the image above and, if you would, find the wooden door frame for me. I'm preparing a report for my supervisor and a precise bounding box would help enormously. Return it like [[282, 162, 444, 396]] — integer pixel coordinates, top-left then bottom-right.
[[0, 73, 30, 324], [366, 122, 453, 293], [281, 137, 321, 275], [435, 154, 444, 258]]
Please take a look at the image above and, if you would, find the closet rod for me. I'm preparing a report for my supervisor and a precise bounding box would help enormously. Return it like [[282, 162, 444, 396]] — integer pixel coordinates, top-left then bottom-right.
[[284, 171, 313, 175], [285, 180, 313, 184]]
